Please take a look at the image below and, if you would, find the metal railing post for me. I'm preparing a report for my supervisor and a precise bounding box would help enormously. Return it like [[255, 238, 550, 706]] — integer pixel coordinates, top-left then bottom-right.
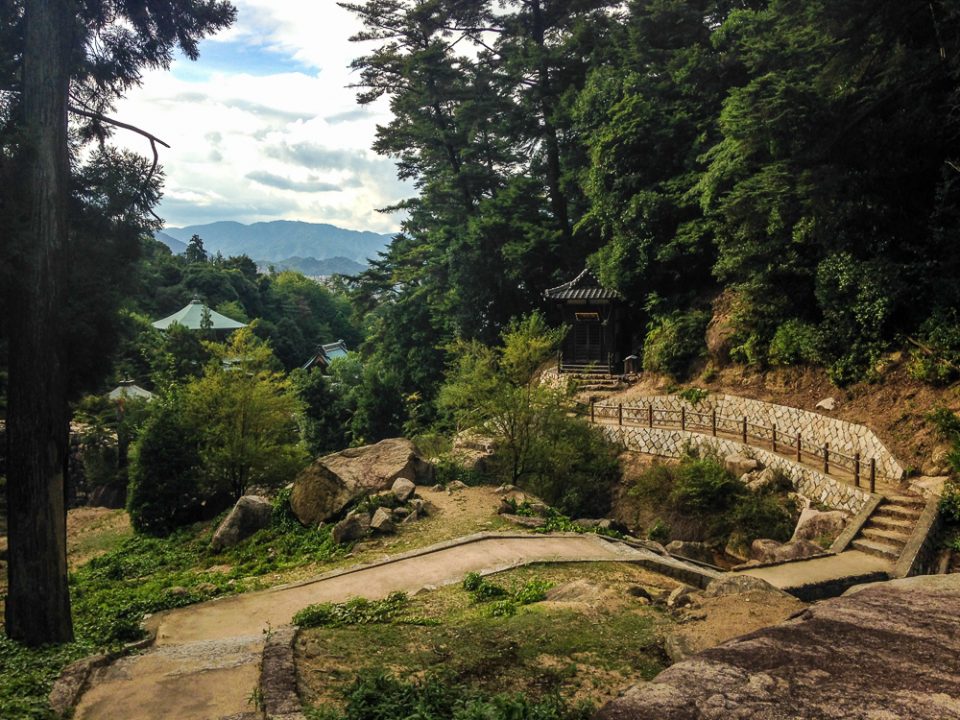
[[854, 452, 861, 487], [823, 443, 829, 474], [742, 416, 747, 443], [711, 409, 717, 436], [870, 458, 876, 493]]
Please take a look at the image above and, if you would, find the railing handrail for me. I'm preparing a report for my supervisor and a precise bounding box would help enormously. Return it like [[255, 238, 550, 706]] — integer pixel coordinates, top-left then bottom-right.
[[580, 400, 890, 488]]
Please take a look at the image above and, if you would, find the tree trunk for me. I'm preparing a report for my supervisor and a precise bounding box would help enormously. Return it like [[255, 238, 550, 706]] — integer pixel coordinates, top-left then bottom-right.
[[5, 0, 75, 645]]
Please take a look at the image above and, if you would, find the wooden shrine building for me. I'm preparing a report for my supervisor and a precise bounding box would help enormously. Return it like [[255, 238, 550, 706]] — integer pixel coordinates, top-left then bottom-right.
[[544, 268, 628, 375]]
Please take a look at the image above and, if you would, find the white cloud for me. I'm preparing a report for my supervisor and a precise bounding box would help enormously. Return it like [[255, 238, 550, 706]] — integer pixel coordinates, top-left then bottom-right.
[[109, 1, 409, 233]]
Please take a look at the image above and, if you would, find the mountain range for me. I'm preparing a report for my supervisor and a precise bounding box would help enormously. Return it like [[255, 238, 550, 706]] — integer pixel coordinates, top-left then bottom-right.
[[155, 221, 394, 268]]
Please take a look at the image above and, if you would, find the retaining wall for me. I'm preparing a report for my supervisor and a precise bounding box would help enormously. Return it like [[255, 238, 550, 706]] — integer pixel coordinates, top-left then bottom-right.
[[602, 425, 873, 515], [609, 394, 904, 482]]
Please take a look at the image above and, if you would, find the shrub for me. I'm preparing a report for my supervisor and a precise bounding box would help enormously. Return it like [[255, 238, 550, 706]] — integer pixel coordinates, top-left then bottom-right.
[[293, 592, 413, 629], [907, 310, 960, 385], [642, 311, 710, 379], [939, 483, 960, 524], [669, 457, 742, 516], [127, 396, 207, 536], [729, 489, 798, 544], [767, 320, 822, 366]]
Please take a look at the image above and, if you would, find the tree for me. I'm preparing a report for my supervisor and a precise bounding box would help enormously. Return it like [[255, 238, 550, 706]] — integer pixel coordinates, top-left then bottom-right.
[[439, 313, 619, 516], [185, 329, 307, 499], [184, 234, 208, 264], [1, 0, 235, 645]]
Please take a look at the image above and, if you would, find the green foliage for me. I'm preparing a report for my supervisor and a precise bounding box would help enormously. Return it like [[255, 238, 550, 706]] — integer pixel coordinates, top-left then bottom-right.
[[629, 455, 797, 545], [642, 311, 710, 379], [440, 314, 620, 519], [768, 320, 822, 366], [292, 592, 435, 629], [677, 387, 708, 405], [127, 394, 205, 536], [908, 310, 960, 385], [939, 484, 960, 525], [461, 573, 553, 617], [0, 636, 95, 720], [927, 408, 960, 476], [306, 671, 592, 720]]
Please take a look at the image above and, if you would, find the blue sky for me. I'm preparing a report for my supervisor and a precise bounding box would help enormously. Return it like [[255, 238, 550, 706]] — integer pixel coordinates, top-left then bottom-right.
[[112, 1, 409, 233]]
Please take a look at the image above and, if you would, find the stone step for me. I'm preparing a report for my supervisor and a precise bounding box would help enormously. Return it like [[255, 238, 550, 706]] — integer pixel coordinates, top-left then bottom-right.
[[861, 527, 910, 546], [875, 505, 923, 520], [883, 494, 925, 507], [869, 515, 915, 533], [851, 538, 901, 560]]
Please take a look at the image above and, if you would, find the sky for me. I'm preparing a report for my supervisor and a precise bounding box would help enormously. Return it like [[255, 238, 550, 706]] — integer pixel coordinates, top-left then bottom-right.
[[112, 1, 409, 233]]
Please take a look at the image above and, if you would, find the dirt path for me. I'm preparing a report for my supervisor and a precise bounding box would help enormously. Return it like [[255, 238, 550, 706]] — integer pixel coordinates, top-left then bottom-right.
[[74, 533, 647, 720]]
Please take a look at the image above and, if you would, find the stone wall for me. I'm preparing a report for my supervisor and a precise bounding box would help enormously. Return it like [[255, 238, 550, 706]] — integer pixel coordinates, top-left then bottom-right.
[[602, 425, 873, 515], [597, 394, 904, 483]]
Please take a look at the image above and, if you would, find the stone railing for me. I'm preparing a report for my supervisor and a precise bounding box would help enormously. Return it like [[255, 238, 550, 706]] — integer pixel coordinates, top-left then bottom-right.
[[590, 394, 905, 485]]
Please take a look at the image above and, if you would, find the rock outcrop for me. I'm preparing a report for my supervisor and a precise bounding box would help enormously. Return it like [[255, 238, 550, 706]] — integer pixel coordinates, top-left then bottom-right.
[[791, 507, 847, 542], [291, 438, 434, 525], [597, 575, 960, 720], [210, 495, 273, 552]]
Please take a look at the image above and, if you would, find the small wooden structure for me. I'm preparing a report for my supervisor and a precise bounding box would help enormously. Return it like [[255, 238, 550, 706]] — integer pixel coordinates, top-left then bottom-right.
[[301, 340, 350, 372], [544, 268, 626, 375]]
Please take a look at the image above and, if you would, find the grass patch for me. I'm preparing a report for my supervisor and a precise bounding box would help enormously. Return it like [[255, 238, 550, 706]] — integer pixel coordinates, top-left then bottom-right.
[[294, 592, 438, 629], [297, 563, 671, 713]]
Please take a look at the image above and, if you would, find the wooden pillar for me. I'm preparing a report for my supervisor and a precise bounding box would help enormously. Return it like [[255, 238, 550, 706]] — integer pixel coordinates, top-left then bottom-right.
[[854, 452, 861, 487], [711, 409, 717, 437], [796, 433, 802, 462], [590, 401, 594, 423], [823, 443, 829, 474], [618, 403, 623, 426], [870, 458, 876, 494], [772, 424, 777, 452], [742, 416, 747, 443], [648, 405, 653, 429], [681, 406, 686, 431]]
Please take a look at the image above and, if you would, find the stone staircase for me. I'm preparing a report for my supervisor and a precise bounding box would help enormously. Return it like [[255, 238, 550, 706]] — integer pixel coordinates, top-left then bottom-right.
[[850, 493, 925, 561]]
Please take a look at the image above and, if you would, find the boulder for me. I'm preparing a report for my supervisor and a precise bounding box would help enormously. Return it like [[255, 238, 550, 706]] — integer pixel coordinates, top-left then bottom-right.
[[666, 585, 695, 608], [744, 467, 782, 492], [453, 430, 498, 453], [391, 477, 416, 503], [910, 475, 949, 500], [210, 495, 274, 552], [815, 396, 837, 411], [596, 576, 960, 720], [703, 574, 789, 599], [921, 446, 951, 477], [791, 508, 848, 542], [495, 484, 519, 495], [528, 501, 551, 517], [665, 540, 715, 565], [501, 514, 546, 528], [291, 438, 434, 525], [332, 511, 370, 544], [370, 507, 395, 534], [753, 537, 825, 563], [449, 447, 493, 475], [446, 480, 468, 492], [724, 454, 760, 477]]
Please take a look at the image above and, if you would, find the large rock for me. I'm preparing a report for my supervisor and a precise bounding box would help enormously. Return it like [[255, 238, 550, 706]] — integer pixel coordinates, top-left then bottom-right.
[[665, 541, 715, 565], [291, 438, 434, 525], [791, 507, 848, 542], [752, 537, 825, 563], [596, 575, 960, 720], [370, 507, 395, 534], [724, 454, 759, 477], [332, 511, 370, 544], [703, 574, 789, 599], [210, 495, 273, 552], [391, 477, 416, 503]]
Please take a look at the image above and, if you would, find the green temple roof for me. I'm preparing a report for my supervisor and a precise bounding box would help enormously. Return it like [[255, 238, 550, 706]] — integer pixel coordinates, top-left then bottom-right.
[[152, 297, 247, 331]]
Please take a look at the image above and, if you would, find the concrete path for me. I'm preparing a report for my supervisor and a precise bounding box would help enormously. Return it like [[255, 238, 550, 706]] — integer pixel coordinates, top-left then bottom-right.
[[740, 550, 893, 600], [73, 533, 650, 720]]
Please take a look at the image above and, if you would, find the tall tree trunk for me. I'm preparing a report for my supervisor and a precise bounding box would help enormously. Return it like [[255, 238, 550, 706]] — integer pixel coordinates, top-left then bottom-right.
[[529, 0, 572, 244], [5, 0, 75, 645]]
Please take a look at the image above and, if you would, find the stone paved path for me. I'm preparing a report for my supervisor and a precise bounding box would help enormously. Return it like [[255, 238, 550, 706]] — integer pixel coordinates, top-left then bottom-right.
[[739, 550, 893, 598], [73, 533, 650, 720]]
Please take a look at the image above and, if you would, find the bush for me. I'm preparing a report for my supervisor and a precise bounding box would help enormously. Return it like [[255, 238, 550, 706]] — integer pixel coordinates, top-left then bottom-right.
[[669, 457, 742, 516], [729, 488, 798, 544], [642, 311, 710, 379], [767, 320, 822, 366], [305, 671, 593, 720], [907, 310, 960, 385], [939, 483, 960, 524], [127, 396, 207, 536], [293, 592, 413, 629]]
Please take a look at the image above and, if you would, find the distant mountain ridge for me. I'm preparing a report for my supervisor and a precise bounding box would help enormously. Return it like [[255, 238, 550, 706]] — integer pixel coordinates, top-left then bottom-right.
[[257, 256, 367, 277], [158, 220, 393, 264]]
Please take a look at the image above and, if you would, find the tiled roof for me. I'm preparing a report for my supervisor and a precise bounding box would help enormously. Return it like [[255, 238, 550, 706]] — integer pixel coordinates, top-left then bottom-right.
[[544, 268, 622, 300]]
